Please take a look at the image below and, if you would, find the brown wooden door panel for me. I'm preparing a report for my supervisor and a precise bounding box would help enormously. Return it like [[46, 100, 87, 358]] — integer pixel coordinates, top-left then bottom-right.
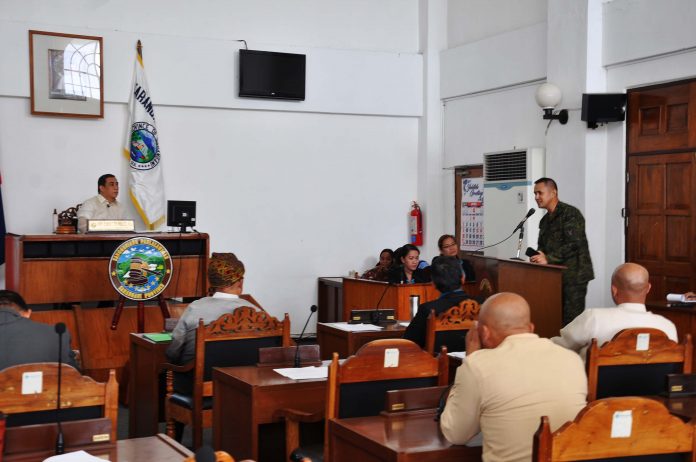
[[627, 82, 696, 153], [627, 152, 696, 301]]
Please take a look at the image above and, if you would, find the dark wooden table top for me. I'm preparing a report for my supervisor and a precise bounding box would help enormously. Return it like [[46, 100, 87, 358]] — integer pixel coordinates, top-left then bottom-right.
[[329, 409, 481, 462], [213, 364, 328, 388]]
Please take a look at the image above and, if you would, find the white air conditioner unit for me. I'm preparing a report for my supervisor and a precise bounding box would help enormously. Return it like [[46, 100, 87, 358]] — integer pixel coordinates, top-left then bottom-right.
[[483, 148, 545, 259]]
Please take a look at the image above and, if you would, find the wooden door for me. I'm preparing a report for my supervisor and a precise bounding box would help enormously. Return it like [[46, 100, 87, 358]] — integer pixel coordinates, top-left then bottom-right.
[[627, 81, 696, 153], [627, 153, 696, 299], [627, 80, 696, 301]]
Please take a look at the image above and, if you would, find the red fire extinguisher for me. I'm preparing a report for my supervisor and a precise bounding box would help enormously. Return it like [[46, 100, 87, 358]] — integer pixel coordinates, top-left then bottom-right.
[[409, 201, 423, 246]]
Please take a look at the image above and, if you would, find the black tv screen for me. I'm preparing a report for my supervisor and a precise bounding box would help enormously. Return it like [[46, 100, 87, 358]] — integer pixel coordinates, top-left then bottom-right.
[[239, 49, 306, 101]]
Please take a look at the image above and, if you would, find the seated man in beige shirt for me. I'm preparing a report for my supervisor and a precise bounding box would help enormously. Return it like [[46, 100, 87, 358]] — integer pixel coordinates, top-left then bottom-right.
[[440, 292, 587, 462]]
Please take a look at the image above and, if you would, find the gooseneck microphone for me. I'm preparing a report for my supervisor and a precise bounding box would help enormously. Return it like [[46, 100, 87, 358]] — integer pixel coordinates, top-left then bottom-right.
[[471, 208, 537, 254], [513, 208, 536, 232], [54, 322, 66, 455], [512, 208, 536, 260], [294, 305, 318, 368]]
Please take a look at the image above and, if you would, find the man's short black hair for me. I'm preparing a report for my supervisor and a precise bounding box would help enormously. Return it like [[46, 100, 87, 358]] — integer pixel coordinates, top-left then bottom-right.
[[534, 177, 558, 191], [97, 174, 116, 192], [0, 290, 28, 311], [431, 256, 464, 293]]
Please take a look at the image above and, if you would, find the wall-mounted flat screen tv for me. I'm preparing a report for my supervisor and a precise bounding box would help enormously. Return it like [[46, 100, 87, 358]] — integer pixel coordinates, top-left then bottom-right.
[[239, 49, 306, 101]]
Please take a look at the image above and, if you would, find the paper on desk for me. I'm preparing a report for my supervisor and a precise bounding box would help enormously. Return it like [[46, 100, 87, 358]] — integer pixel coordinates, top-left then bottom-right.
[[274, 366, 328, 380], [399, 321, 410, 327], [43, 450, 106, 462], [447, 351, 466, 360], [320, 322, 384, 332]]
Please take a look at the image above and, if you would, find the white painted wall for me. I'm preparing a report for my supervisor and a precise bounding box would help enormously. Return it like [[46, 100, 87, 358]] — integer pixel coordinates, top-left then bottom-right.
[[447, 0, 547, 47], [0, 0, 422, 334]]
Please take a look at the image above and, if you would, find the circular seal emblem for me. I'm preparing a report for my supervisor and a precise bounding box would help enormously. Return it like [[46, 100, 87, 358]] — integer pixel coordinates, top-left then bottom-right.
[[129, 121, 160, 170], [109, 237, 172, 300]]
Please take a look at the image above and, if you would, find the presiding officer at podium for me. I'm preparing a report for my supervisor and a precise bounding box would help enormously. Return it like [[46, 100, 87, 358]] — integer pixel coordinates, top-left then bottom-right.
[[77, 173, 127, 233]]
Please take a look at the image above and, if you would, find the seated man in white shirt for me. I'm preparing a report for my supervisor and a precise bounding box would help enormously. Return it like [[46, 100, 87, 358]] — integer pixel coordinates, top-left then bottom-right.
[[551, 262, 677, 358], [165, 252, 259, 365], [77, 173, 127, 233], [440, 292, 587, 462]]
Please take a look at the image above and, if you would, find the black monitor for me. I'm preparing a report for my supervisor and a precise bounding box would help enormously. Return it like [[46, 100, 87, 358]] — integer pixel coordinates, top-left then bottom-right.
[[239, 49, 306, 101], [167, 200, 196, 233]]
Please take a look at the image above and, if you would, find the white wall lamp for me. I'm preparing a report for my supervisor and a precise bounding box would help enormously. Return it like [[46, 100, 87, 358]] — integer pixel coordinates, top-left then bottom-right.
[[535, 82, 568, 125]]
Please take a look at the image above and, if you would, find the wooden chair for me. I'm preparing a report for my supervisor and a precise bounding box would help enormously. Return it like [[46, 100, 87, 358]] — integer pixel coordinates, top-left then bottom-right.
[[0, 363, 118, 442], [276, 338, 449, 462], [424, 299, 479, 354], [533, 397, 696, 461], [163, 306, 291, 449], [586, 328, 693, 401]]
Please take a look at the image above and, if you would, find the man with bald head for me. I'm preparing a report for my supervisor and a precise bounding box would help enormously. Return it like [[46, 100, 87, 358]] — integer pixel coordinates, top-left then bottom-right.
[[440, 292, 587, 462], [552, 262, 677, 357]]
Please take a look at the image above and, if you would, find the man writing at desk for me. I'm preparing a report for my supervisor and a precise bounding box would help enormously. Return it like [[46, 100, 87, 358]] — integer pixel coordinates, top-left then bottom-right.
[[77, 173, 127, 233], [440, 292, 586, 462]]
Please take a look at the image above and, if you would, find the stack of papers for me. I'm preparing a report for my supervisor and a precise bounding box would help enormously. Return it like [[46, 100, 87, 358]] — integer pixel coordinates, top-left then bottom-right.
[[43, 450, 107, 462], [666, 293, 696, 303], [448, 351, 466, 360], [274, 366, 328, 380], [319, 322, 384, 332]]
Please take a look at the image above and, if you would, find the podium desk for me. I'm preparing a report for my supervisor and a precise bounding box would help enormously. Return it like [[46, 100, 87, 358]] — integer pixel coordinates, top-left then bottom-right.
[[213, 366, 327, 462], [468, 255, 564, 338], [329, 410, 481, 462], [5, 232, 209, 304], [317, 322, 407, 360], [342, 278, 439, 321], [128, 333, 170, 438]]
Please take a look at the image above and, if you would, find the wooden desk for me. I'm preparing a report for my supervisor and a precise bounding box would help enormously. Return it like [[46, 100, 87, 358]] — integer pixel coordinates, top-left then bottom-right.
[[128, 333, 170, 438], [329, 410, 482, 462], [5, 232, 209, 304], [317, 322, 407, 360], [5, 434, 191, 462], [212, 365, 327, 462], [342, 278, 440, 321], [468, 255, 564, 338], [648, 301, 696, 372], [318, 277, 343, 322]]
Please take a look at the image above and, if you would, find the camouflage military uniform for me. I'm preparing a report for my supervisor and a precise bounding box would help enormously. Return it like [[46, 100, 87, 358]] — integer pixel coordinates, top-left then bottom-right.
[[538, 201, 594, 326]]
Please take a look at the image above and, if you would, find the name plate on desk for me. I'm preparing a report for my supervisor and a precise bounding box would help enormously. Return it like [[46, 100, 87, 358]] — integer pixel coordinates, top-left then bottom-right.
[[87, 219, 135, 232]]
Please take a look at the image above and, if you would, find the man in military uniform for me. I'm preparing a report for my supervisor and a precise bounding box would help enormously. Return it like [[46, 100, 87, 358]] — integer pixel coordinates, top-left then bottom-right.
[[530, 178, 594, 325]]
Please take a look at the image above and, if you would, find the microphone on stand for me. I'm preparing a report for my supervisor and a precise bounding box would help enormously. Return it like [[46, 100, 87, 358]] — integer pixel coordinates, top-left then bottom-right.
[[294, 305, 318, 368], [54, 322, 66, 455], [511, 209, 535, 260], [513, 208, 536, 232]]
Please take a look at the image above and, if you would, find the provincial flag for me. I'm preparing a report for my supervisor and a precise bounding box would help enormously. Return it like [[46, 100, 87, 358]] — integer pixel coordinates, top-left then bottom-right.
[[123, 40, 165, 230]]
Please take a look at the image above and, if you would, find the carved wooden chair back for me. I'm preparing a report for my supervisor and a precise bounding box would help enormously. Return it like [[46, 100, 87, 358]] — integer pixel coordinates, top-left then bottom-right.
[[164, 306, 291, 449], [277, 339, 448, 462], [425, 299, 479, 354], [0, 363, 118, 442], [586, 328, 692, 401], [324, 339, 448, 460], [533, 397, 696, 461]]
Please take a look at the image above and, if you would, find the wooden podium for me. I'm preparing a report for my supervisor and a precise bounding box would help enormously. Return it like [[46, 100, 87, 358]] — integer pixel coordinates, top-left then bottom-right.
[[342, 278, 440, 321], [5, 232, 209, 304], [468, 254, 564, 338]]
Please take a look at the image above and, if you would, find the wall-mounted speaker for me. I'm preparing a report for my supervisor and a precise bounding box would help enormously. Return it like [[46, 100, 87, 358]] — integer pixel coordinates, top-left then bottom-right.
[[581, 93, 627, 129]]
